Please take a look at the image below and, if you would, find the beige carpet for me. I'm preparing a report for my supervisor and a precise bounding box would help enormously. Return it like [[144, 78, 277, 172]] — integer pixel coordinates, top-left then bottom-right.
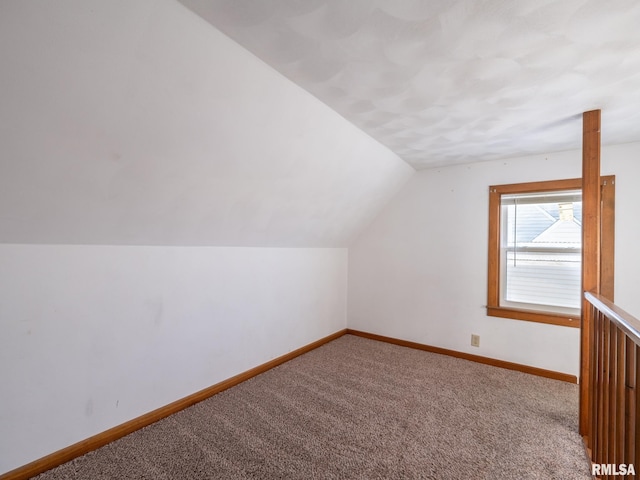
[[34, 335, 591, 479]]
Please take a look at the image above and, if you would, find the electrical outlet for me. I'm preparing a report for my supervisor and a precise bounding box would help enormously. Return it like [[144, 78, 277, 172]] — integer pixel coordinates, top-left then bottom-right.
[[471, 334, 480, 347]]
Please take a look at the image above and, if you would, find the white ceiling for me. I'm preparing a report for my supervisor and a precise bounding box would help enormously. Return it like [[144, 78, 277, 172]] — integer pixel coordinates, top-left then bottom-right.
[[180, 0, 640, 169]]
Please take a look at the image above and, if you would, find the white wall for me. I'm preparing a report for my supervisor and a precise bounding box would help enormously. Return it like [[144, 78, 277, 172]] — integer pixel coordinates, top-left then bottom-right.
[[0, 244, 347, 473], [603, 142, 640, 318], [348, 142, 640, 377]]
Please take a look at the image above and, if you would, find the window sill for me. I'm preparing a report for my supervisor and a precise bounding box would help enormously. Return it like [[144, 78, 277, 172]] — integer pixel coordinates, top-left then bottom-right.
[[486, 306, 581, 328]]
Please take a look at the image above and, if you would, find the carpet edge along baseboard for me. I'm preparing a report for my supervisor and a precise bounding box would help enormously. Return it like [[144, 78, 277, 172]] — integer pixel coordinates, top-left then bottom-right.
[[2, 328, 577, 480], [346, 329, 578, 384], [0, 329, 348, 480]]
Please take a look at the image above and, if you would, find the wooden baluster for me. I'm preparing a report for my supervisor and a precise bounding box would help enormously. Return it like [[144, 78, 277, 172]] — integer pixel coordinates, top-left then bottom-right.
[[615, 329, 625, 469], [603, 316, 611, 466], [592, 305, 600, 455], [609, 325, 618, 467], [624, 336, 635, 478], [596, 312, 605, 464]]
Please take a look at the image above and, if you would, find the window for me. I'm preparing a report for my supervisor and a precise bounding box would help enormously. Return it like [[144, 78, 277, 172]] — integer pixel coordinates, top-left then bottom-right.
[[487, 177, 614, 328]]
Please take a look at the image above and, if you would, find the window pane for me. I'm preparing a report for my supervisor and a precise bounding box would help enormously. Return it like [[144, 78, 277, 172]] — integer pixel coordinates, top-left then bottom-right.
[[501, 191, 582, 312], [504, 250, 581, 309]]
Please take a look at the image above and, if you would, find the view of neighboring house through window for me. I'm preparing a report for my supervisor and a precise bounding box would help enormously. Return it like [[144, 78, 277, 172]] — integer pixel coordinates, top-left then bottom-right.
[[501, 190, 582, 315]]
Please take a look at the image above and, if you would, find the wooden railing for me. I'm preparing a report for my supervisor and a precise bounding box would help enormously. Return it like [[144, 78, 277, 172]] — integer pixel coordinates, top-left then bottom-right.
[[584, 292, 640, 478]]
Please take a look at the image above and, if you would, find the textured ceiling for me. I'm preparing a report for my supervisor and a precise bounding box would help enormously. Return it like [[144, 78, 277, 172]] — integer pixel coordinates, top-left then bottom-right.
[[180, 0, 640, 169]]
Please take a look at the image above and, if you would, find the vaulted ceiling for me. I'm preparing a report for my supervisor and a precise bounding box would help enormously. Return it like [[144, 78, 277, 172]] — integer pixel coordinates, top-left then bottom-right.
[[180, 0, 640, 169], [0, 0, 413, 246]]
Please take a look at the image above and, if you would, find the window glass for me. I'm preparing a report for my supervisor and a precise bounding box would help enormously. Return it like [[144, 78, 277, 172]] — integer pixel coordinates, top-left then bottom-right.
[[500, 190, 582, 313]]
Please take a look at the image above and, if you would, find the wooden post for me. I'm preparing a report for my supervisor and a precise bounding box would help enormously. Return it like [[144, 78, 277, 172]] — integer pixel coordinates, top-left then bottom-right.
[[580, 109, 601, 437]]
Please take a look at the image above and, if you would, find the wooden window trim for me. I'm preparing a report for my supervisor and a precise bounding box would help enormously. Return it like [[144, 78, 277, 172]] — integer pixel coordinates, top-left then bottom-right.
[[487, 176, 614, 328], [599, 176, 615, 301]]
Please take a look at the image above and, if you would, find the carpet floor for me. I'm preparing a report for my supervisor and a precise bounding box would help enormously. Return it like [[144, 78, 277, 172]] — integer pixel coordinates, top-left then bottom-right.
[[34, 335, 592, 479]]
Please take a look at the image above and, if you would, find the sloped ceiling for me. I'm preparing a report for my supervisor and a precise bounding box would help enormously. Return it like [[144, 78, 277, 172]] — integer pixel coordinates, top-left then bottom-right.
[[0, 0, 412, 246], [180, 0, 640, 169]]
